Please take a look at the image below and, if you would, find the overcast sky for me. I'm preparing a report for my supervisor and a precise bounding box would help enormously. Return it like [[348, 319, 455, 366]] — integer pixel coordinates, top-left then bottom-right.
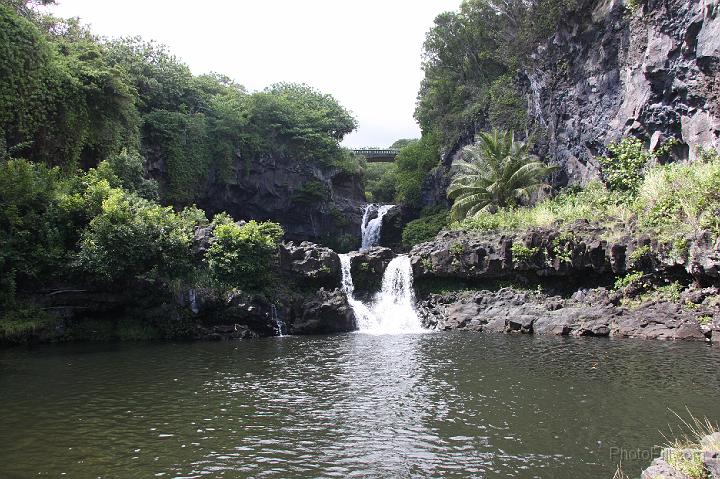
[[42, 0, 462, 148]]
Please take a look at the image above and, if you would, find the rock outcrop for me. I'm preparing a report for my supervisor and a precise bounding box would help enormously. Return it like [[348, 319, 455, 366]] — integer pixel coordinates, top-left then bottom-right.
[[411, 223, 720, 343], [420, 287, 716, 342], [347, 247, 395, 296], [640, 441, 720, 479], [378, 205, 408, 249], [419, 0, 720, 210], [524, 0, 720, 185], [409, 224, 720, 285], [279, 241, 342, 288], [290, 288, 357, 335], [149, 152, 366, 248]]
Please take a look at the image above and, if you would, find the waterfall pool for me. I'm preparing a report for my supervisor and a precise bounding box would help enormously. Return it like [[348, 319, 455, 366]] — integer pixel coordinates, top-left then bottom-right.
[[1, 334, 718, 478]]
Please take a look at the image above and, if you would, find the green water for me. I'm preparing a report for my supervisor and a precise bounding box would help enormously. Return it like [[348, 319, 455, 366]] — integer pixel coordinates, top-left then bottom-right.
[[1, 333, 718, 478]]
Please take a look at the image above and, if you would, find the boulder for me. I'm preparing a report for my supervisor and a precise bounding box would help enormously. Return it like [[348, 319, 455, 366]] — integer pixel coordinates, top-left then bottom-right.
[[641, 458, 692, 479], [688, 231, 720, 282], [222, 291, 279, 337], [348, 247, 395, 296], [279, 241, 342, 288], [291, 288, 357, 335], [378, 205, 407, 249]]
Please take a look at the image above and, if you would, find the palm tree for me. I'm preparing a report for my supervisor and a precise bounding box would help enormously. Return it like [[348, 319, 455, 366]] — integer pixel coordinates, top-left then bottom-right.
[[447, 130, 557, 220]]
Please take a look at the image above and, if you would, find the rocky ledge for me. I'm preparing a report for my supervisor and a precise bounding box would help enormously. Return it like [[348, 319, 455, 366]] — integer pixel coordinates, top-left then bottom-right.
[[420, 287, 719, 343], [410, 223, 720, 343], [409, 222, 720, 284]]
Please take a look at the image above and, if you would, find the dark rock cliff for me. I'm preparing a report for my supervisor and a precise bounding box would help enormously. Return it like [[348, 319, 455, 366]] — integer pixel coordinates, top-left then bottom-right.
[[524, 0, 720, 185], [419, 0, 720, 209], [148, 152, 366, 248]]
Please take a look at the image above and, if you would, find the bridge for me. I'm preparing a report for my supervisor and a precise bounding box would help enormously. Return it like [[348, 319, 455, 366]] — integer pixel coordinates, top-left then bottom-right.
[[352, 148, 399, 163]]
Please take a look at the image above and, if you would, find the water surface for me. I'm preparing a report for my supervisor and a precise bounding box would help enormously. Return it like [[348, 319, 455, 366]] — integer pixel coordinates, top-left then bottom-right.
[[1, 333, 718, 478]]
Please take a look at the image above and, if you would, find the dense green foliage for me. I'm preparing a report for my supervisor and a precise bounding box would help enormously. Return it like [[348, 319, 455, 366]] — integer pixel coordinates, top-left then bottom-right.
[[0, 157, 284, 327], [416, 0, 585, 148], [206, 217, 284, 290], [364, 163, 398, 203], [0, 6, 139, 169], [448, 130, 557, 220], [401, 209, 450, 247], [0, 3, 363, 335], [394, 133, 441, 205], [1, 5, 358, 206], [453, 142, 720, 246], [361, 136, 440, 208], [77, 189, 206, 284], [598, 137, 654, 194]]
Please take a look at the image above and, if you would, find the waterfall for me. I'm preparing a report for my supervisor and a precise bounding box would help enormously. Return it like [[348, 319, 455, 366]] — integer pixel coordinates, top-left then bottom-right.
[[360, 204, 394, 250], [271, 304, 286, 337], [339, 254, 425, 335]]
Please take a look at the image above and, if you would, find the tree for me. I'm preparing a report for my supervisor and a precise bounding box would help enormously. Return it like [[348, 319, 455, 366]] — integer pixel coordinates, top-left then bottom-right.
[[389, 139, 418, 149], [394, 133, 440, 205], [77, 189, 206, 283], [447, 130, 557, 220], [0, 6, 139, 169], [205, 217, 284, 290], [415, 0, 589, 149]]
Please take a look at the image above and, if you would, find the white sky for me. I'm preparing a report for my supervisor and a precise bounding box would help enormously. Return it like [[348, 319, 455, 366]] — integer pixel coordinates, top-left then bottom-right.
[[42, 0, 462, 148]]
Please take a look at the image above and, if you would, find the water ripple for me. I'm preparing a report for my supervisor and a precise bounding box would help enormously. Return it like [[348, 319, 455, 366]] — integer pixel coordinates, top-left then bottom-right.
[[0, 333, 718, 478]]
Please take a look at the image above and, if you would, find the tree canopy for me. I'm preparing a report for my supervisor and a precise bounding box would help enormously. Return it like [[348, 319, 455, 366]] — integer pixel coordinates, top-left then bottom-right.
[[415, 0, 586, 150], [0, 5, 358, 205]]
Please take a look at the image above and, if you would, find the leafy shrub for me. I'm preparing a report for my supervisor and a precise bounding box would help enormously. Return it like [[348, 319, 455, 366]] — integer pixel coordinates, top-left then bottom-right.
[[402, 210, 450, 246], [614, 271, 643, 290], [0, 303, 54, 341], [364, 162, 398, 203], [656, 282, 682, 302], [450, 242, 465, 256], [698, 315, 713, 325], [77, 190, 206, 283], [454, 181, 628, 233], [628, 245, 651, 266], [330, 148, 365, 175], [291, 179, 329, 205], [0, 159, 67, 305], [666, 449, 706, 479], [453, 148, 720, 251], [95, 149, 159, 200], [487, 75, 528, 133], [551, 232, 575, 262], [598, 137, 653, 194], [511, 243, 539, 262], [142, 110, 211, 205], [636, 153, 720, 239], [205, 218, 283, 290]]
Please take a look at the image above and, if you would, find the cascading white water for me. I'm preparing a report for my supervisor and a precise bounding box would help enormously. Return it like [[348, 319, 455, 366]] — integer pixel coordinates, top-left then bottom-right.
[[339, 254, 377, 329], [339, 254, 425, 335], [360, 204, 394, 250]]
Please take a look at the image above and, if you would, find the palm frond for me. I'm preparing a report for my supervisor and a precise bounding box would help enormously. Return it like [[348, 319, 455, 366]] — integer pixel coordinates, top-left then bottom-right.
[[447, 129, 557, 221]]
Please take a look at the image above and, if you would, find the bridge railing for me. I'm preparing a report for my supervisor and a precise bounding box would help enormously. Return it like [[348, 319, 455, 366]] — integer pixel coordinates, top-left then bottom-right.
[[352, 148, 400, 156]]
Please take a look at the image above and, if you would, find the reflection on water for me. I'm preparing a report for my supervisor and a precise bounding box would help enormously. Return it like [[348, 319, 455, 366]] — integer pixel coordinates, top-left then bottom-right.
[[0, 333, 718, 478]]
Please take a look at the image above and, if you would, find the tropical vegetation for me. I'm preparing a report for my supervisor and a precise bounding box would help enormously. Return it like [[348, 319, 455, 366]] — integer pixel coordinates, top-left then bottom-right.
[[447, 130, 557, 220], [0, 1, 357, 337], [452, 142, 720, 248]]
